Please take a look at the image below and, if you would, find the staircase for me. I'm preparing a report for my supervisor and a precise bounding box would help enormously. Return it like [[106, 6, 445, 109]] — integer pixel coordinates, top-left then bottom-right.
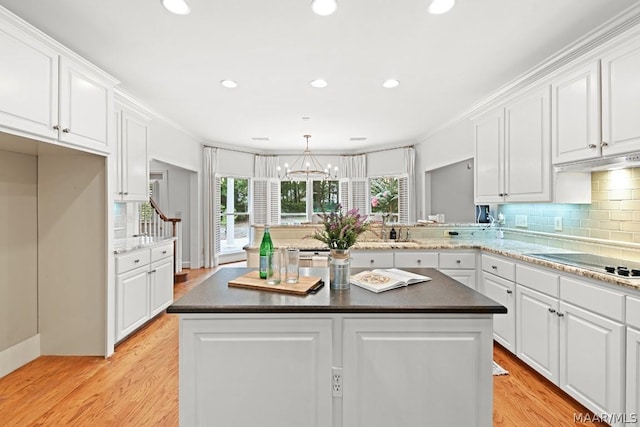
[[140, 198, 188, 283]]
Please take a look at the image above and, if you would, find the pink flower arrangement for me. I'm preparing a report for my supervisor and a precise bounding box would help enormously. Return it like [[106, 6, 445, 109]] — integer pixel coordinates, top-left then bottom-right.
[[312, 206, 370, 250]]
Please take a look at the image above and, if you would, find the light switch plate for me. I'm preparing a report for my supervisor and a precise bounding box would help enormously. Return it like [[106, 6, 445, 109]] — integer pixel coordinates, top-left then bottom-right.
[[554, 216, 563, 231], [515, 215, 528, 228]]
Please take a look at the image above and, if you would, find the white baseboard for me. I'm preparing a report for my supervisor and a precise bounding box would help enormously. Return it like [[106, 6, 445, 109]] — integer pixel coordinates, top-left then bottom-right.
[[219, 252, 247, 264], [0, 334, 40, 378], [182, 261, 190, 269]]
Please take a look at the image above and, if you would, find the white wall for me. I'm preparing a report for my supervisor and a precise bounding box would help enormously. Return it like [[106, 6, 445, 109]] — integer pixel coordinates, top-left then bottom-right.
[[367, 149, 406, 176], [217, 149, 254, 177], [415, 118, 475, 218], [0, 150, 37, 352]]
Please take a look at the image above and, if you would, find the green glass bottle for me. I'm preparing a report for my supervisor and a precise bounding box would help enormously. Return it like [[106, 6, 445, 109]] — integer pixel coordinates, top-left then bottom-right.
[[259, 226, 273, 279]]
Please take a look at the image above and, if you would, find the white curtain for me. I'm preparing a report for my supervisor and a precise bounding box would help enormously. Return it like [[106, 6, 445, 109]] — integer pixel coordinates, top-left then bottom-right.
[[203, 146, 218, 268], [339, 154, 366, 178], [403, 147, 416, 223], [254, 155, 280, 178]]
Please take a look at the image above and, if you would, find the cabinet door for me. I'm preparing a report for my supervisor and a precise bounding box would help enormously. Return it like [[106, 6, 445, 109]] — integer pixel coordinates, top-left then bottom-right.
[[350, 251, 394, 268], [116, 266, 150, 342], [481, 272, 515, 352], [627, 327, 640, 423], [504, 85, 551, 202], [559, 301, 624, 417], [474, 108, 504, 203], [551, 61, 601, 164], [180, 318, 332, 427], [393, 251, 438, 268], [149, 258, 173, 317], [438, 269, 476, 290], [58, 57, 113, 154], [121, 110, 149, 201], [343, 317, 493, 427], [601, 36, 640, 156], [0, 19, 58, 139], [516, 285, 559, 384]]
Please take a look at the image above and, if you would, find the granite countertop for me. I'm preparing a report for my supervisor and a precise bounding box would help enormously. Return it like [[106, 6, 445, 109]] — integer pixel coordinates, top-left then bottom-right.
[[247, 237, 640, 290], [113, 236, 175, 254], [167, 267, 507, 315]]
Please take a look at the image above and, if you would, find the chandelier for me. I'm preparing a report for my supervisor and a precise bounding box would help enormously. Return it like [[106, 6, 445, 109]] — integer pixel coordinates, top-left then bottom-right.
[[277, 135, 338, 180]]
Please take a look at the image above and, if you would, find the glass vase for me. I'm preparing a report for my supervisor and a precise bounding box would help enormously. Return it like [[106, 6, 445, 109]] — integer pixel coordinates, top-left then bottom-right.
[[329, 249, 351, 290]]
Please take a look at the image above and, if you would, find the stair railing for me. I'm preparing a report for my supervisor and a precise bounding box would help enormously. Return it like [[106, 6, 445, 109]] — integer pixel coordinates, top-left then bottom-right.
[[140, 198, 183, 275]]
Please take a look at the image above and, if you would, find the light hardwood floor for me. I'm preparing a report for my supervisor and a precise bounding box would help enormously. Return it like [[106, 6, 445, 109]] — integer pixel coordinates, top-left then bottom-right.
[[0, 265, 607, 426]]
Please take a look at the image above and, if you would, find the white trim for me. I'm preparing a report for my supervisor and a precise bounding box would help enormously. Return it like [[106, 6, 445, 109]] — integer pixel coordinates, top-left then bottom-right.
[[0, 334, 40, 379]]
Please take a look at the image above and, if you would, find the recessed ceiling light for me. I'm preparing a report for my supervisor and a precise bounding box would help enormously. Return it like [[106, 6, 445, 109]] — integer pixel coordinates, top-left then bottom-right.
[[349, 137, 368, 142], [382, 79, 400, 88], [220, 80, 238, 88], [428, 0, 455, 15], [311, 0, 338, 16], [310, 79, 328, 88], [252, 137, 270, 142], [302, 117, 311, 121], [161, 0, 191, 15]]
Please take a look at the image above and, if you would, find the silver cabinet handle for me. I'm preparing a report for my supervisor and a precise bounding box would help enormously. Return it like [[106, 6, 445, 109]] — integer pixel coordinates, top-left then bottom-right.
[[601, 141, 609, 147], [124, 192, 129, 195], [491, 265, 498, 270], [62, 128, 70, 133], [134, 259, 140, 263], [557, 312, 565, 317], [456, 260, 461, 264], [506, 289, 513, 294], [548, 308, 556, 313], [588, 143, 597, 148], [417, 259, 422, 264], [53, 124, 61, 130], [370, 259, 375, 264], [162, 250, 167, 254]]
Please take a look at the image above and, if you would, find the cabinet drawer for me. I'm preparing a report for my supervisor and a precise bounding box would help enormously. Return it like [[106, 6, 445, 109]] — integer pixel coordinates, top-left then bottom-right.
[[116, 249, 151, 274], [439, 252, 476, 269], [350, 251, 394, 268], [627, 296, 640, 329], [151, 243, 173, 262], [560, 276, 624, 322], [394, 251, 438, 268], [482, 254, 515, 281], [516, 264, 559, 297]]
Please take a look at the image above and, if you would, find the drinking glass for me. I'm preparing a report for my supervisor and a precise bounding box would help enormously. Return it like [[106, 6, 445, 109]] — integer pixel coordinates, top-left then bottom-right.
[[266, 250, 282, 285], [285, 248, 300, 284]]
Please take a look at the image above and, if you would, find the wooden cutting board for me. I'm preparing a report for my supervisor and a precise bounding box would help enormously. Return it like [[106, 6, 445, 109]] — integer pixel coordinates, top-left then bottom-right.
[[228, 271, 323, 295]]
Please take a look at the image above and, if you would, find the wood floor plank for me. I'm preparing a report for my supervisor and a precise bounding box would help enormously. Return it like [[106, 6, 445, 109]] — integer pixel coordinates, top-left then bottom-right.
[[0, 263, 613, 426]]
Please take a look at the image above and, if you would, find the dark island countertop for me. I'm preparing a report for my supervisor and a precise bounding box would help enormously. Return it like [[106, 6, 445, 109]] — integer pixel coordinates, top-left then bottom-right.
[[167, 267, 507, 314]]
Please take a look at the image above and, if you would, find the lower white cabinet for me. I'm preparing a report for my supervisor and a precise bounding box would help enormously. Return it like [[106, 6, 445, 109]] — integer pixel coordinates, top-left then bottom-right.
[[350, 250, 394, 268], [438, 251, 477, 289], [115, 242, 174, 342], [482, 271, 515, 352], [627, 327, 640, 423], [516, 285, 560, 383], [559, 301, 624, 418]]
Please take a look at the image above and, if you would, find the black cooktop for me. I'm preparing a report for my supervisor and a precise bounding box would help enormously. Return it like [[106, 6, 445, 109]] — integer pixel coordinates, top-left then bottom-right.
[[527, 252, 640, 278]]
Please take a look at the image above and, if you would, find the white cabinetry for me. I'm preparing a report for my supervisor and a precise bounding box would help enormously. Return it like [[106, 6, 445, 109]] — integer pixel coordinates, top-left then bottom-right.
[[114, 104, 149, 201], [551, 61, 601, 164], [474, 85, 551, 203], [0, 11, 114, 154], [627, 296, 640, 422], [115, 242, 173, 342], [393, 251, 438, 268], [601, 36, 640, 156], [481, 254, 515, 352], [350, 250, 394, 268], [438, 251, 477, 290]]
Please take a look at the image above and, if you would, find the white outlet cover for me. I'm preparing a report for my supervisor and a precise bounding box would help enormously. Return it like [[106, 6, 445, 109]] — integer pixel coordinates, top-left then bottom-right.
[[554, 216, 563, 231], [515, 215, 528, 228]]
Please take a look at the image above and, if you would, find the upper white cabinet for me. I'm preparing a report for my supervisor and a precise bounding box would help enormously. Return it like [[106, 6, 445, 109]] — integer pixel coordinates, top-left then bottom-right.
[[114, 104, 149, 202], [601, 36, 640, 156], [58, 57, 113, 153], [551, 61, 601, 164], [0, 10, 115, 155], [474, 86, 551, 203], [0, 17, 59, 139]]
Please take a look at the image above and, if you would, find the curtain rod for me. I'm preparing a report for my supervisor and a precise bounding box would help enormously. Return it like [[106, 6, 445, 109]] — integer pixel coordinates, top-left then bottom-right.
[[204, 144, 414, 156]]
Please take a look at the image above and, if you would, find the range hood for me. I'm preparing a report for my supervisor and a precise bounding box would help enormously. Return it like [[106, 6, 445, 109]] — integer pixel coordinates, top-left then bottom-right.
[[555, 152, 640, 172]]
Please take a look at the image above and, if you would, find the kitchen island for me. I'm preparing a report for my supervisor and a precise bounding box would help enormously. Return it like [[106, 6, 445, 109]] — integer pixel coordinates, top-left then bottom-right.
[[168, 267, 506, 427]]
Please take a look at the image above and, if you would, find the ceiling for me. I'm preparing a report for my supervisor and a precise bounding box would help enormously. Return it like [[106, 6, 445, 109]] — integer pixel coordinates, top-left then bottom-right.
[[1, 0, 638, 153]]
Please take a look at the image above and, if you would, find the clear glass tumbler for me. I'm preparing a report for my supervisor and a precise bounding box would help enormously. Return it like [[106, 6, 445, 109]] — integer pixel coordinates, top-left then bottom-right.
[[285, 248, 300, 284], [266, 249, 282, 285]]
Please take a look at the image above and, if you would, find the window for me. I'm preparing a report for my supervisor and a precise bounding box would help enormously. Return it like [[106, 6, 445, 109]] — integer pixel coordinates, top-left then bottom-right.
[[370, 177, 399, 216], [219, 177, 249, 254], [279, 179, 339, 223]]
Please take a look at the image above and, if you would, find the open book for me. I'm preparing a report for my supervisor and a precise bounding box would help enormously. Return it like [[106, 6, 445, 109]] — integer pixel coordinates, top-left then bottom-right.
[[350, 268, 431, 293]]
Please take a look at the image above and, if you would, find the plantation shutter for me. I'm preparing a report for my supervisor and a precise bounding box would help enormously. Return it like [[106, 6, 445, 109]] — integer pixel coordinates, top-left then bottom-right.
[[268, 179, 281, 225], [213, 176, 221, 257], [338, 178, 368, 214], [397, 175, 409, 224], [252, 178, 281, 225]]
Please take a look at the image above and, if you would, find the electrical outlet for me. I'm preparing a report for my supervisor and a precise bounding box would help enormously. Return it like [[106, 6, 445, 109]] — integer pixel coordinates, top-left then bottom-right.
[[554, 216, 563, 231], [332, 367, 343, 397], [515, 215, 528, 228]]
